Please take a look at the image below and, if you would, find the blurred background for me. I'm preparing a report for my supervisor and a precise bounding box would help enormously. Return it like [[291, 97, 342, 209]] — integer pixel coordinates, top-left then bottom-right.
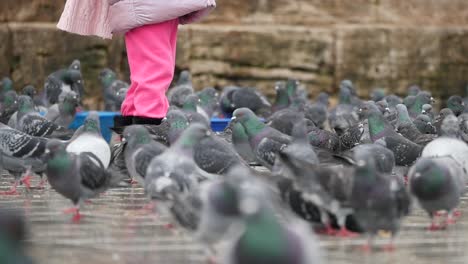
[[1, 0, 468, 108]]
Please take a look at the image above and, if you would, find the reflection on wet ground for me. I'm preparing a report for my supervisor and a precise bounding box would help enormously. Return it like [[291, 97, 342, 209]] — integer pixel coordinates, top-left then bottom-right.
[[0, 173, 467, 264]]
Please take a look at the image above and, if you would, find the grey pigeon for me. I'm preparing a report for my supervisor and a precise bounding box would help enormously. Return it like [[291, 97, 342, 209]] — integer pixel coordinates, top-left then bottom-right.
[[413, 114, 436, 135], [440, 115, 460, 138], [421, 104, 434, 120], [123, 125, 167, 185], [44, 68, 83, 106], [219, 86, 239, 116], [44, 91, 79, 128], [230, 119, 257, 164], [229, 87, 272, 117], [408, 85, 421, 96], [408, 156, 466, 230], [0, 91, 18, 124], [304, 103, 328, 129], [144, 124, 216, 200], [341, 143, 396, 174], [266, 108, 306, 136], [223, 198, 323, 264], [407, 91, 434, 118], [272, 82, 292, 112], [233, 108, 291, 169], [396, 104, 436, 145], [316, 92, 330, 107], [182, 94, 210, 126], [385, 94, 403, 108], [308, 124, 340, 152], [66, 111, 111, 168], [16, 96, 73, 139], [0, 77, 14, 101], [43, 140, 120, 222], [167, 71, 194, 108], [350, 150, 410, 249], [447, 95, 465, 116], [329, 86, 359, 134], [458, 113, 468, 142], [434, 108, 455, 135], [371, 88, 386, 102], [368, 104, 423, 166], [0, 127, 48, 193], [99, 68, 129, 111], [196, 87, 219, 118]]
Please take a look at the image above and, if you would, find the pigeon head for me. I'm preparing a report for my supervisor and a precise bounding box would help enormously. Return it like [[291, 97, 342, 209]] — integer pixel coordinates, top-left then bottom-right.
[[447, 95, 464, 116], [290, 119, 309, 143], [232, 108, 265, 136], [197, 87, 218, 107], [285, 79, 299, 98], [123, 125, 152, 148], [0, 77, 13, 94], [396, 104, 411, 124], [339, 85, 352, 104], [17, 95, 34, 114], [409, 158, 451, 200], [340, 79, 355, 95], [371, 88, 385, 102], [422, 104, 432, 115], [2, 91, 18, 110], [358, 101, 380, 119], [440, 115, 460, 138], [375, 100, 390, 114], [316, 92, 330, 107], [21, 85, 36, 98], [273, 85, 291, 110], [408, 85, 421, 96], [69, 59, 81, 71], [385, 94, 403, 107], [60, 91, 80, 113], [44, 140, 70, 173], [174, 123, 210, 150], [367, 105, 394, 141], [83, 111, 101, 134], [99, 68, 117, 88], [436, 108, 455, 123], [182, 94, 200, 112], [414, 114, 436, 134], [116, 87, 128, 104], [220, 86, 239, 113], [167, 109, 190, 144], [176, 70, 192, 86], [63, 69, 82, 84]]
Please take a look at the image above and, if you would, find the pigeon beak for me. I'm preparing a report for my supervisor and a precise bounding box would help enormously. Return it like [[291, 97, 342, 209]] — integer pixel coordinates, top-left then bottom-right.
[[421, 110, 426, 114], [384, 107, 390, 113], [121, 137, 127, 143], [231, 116, 237, 121], [430, 97, 435, 104], [44, 149, 50, 154], [162, 117, 168, 121], [427, 122, 432, 125]]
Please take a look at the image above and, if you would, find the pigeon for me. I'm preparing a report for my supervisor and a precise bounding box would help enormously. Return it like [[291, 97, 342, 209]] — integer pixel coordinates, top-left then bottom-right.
[[307, 124, 340, 152], [385, 94, 403, 108], [408, 156, 466, 230], [166, 109, 190, 144], [0, 208, 34, 264], [407, 91, 434, 118], [167, 71, 194, 108], [16, 96, 73, 139], [329, 86, 359, 133], [44, 68, 83, 106], [8, 96, 31, 129], [338, 123, 366, 151], [196, 87, 219, 118], [0, 77, 13, 99], [304, 103, 328, 129], [266, 108, 306, 136], [421, 104, 434, 120], [99, 68, 129, 111], [316, 92, 330, 107], [123, 125, 167, 185], [408, 85, 421, 96], [144, 124, 216, 200], [230, 119, 257, 164], [223, 192, 323, 264], [458, 113, 468, 142], [43, 140, 120, 222], [67, 60, 85, 100], [0, 90, 18, 124], [367, 103, 423, 166], [0, 127, 48, 194], [182, 94, 210, 126], [232, 108, 291, 169], [371, 88, 386, 102], [395, 104, 436, 145], [66, 111, 111, 168], [44, 91, 79, 128], [350, 150, 410, 249], [219, 86, 239, 116], [440, 115, 460, 138], [446, 95, 465, 116], [230, 87, 272, 117], [341, 143, 396, 174], [272, 82, 292, 112], [434, 108, 455, 135], [413, 114, 437, 135]]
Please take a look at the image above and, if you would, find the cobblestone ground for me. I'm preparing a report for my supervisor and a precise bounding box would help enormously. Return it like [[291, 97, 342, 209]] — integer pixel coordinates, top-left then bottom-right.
[[0, 172, 467, 264]]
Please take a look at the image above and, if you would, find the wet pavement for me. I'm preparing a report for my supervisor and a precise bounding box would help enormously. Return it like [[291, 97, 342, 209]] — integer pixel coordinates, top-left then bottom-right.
[[1, 172, 467, 264]]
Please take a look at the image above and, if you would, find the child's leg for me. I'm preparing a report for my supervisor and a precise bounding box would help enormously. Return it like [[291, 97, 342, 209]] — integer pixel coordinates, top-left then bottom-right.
[[121, 19, 179, 119]]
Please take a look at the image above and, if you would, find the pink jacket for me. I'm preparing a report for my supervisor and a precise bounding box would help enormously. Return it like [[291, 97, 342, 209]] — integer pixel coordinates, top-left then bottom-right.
[[57, 0, 216, 39]]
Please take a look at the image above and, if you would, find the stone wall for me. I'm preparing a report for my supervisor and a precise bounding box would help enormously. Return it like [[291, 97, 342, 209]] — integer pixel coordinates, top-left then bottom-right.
[[1, 0, 468, 108]]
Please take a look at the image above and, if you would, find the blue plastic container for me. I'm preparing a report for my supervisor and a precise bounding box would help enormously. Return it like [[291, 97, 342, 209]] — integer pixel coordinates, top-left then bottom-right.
[[69, 112, 119, 142], [69, 112, 232, 142]]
